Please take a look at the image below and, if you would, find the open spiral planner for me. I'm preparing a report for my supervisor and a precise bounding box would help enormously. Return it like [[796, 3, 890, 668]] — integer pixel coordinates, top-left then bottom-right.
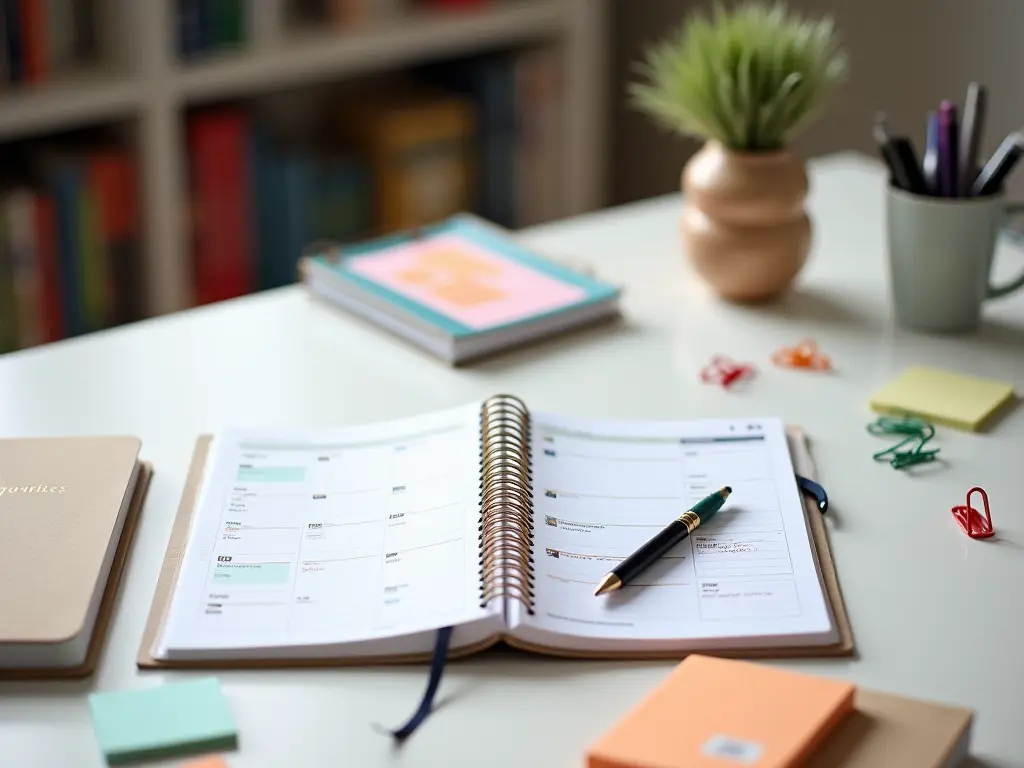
[[139, 396, 853, 667]]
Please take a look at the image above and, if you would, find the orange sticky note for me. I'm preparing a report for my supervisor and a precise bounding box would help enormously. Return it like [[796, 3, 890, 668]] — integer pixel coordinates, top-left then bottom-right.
[[180, 757, 228, 768], [586, 655, 855, 768]]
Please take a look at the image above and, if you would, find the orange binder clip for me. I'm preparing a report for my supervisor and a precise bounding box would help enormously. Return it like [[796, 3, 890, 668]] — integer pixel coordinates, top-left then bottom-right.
[[951, 486, 995, 539], [771, 338, 832, 371], [700, 356, 755, 388]]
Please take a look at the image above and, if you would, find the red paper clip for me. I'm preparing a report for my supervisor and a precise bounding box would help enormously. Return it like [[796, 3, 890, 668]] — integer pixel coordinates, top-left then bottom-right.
[[771, 339, 832, 371], [700, 356, 755, 388], [951, 486, 995, 539]]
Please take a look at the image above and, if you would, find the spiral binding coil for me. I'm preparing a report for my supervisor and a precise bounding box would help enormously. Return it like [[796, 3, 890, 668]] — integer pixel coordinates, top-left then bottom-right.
[[478, 394, 535, 614]]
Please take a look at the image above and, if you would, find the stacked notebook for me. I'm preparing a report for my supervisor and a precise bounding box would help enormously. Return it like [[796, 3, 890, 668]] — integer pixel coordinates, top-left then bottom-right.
[[0, 437, 152, 678], [139, 397, 852, 667], [587, 655, 973, 768], [298, 214, 621, 364]]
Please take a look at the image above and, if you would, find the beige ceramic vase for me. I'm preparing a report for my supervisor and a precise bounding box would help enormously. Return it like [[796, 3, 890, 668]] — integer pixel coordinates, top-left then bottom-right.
[[680, 140, 811, 302]]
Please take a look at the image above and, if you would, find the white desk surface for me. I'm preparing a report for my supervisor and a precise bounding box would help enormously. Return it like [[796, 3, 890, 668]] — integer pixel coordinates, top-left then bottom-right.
[[1, 152, 1023, 768]]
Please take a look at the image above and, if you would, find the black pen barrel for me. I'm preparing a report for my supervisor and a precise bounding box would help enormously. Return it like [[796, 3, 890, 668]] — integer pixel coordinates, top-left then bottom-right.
[[613, 519, 690, 585]]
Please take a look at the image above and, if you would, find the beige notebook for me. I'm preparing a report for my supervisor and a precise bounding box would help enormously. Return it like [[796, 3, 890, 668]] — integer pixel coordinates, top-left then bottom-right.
[[139, 398, 853, 668], [808, 689, 973, 768], [0, 437, 151, 677]]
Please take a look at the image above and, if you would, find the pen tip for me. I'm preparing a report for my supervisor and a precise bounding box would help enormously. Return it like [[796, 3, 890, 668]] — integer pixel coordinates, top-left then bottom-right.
[[722, 486, 732, 497], [595, 574, 622, 596]]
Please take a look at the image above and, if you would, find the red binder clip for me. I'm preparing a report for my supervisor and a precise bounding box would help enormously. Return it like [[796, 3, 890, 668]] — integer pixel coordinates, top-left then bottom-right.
[[951, 486, 995, 539], [700, 356, 755, 388], [771, 339, 832, 371]]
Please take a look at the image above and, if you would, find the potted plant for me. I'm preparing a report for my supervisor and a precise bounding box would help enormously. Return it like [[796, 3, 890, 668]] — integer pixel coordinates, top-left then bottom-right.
[[630, 2, 848, 302]]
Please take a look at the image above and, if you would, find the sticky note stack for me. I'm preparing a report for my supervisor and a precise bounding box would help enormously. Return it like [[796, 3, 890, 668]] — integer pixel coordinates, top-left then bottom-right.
[[869, 365, 1016, 432], [88, 677, 237, 765]]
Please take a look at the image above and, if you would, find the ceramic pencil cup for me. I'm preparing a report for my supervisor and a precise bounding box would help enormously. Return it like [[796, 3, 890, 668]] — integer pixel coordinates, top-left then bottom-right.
[[886, 187, 1024, 333]]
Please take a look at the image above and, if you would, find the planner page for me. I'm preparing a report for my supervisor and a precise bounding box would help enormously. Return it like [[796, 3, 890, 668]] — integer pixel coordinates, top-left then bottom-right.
[[155, 404, 503, 661], [510, 414, 837, 653]]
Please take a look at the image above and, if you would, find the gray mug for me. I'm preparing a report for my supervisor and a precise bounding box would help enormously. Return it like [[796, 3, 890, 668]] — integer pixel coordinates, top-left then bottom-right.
[[886, 188, 1024, 332]]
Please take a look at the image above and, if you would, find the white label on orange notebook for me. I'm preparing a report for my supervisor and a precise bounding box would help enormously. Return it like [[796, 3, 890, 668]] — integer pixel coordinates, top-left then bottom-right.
[[702, 734, 764, 764]]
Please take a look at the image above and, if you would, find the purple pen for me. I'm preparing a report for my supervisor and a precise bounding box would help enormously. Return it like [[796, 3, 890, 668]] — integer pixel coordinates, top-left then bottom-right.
[[937, 100, 960, 197]]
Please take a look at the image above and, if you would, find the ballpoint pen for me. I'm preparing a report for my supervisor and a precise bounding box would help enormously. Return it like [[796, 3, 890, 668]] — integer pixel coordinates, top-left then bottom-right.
[[923, 112, 939, 195], [937, 100, 959, 197], [970, 132, 1024, 196], [874, 114, 925, 194], [595, 486, 731, 596], [960, 82, 987, 195]]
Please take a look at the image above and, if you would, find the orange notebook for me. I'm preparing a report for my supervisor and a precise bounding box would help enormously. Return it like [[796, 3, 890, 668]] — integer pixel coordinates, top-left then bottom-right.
[[587, 655, 855, 768]]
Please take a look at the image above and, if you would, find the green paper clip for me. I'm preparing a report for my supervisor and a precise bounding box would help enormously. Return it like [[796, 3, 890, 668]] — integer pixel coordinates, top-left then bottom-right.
[[868, 416, 941, 470]]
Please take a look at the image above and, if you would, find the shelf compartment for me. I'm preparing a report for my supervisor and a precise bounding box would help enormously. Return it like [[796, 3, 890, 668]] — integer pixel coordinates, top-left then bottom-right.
[[0, 71, 142, 143], [173, 0, 566, 104]]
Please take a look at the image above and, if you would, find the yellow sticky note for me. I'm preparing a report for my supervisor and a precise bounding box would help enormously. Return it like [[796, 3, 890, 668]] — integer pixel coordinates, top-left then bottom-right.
[[869, 366, 1017, 432]]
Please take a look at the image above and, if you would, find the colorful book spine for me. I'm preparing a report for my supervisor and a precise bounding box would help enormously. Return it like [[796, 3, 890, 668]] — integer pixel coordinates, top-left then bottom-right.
[[6, 191, 44, 349], [49, 163, 85, 336], [281, 150, 315, 286], [0, 207, 16, 352], [188, 108, 254, 304], [19, 0, 47, 83], [346, 93, 477, 233], [314, 158, 372, 244], [427, 54, 517, 228], [515, 46, 565, 227], [77, 178, 109, 332], [178, 0, 205, 58], [89, 151, 139, 325], [45, 0, 73, 75], [215, 0, 245, 47], [251, 124, 289, 290], [33, 193, 64, 341], [3, 0, 22, 84]]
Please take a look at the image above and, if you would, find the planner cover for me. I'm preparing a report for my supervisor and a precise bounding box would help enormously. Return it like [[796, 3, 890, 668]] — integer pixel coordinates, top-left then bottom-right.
[[136, 425, 853, 668]]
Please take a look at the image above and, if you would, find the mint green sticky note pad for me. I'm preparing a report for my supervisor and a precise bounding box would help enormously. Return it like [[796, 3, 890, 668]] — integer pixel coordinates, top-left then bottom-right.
[[88, 678, 238, 765]]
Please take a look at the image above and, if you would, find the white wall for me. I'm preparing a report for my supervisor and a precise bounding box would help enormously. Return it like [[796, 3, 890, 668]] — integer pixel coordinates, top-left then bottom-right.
[[612, 0, 1024, 204]]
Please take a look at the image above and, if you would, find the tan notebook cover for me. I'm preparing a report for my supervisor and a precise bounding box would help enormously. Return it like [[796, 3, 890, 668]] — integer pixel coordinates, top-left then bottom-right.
[[138, 427, 853, 668], [0, 436, 152, 679], [808, 689, 973, 768]]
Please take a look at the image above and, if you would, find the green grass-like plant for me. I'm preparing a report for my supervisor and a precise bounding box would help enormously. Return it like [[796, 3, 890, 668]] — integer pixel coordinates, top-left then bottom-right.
[[630, 2, 848, 152]]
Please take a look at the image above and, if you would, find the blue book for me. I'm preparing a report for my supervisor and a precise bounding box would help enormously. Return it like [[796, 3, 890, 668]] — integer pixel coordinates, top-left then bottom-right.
[[49, 164, 86, 337], [279, 151, 315, 288], [313, 158, 372, 244], [3, 0, 22, 84], [178, 0, 204, 58], [425, 55, 517, 228], [299, 214, 621, 364], [251, 125, 289, 290]]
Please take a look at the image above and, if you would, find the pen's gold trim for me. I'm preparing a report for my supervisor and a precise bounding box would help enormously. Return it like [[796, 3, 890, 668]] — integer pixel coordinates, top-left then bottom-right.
[[677, 510, 700, 533], [595, 573, 622, 596]]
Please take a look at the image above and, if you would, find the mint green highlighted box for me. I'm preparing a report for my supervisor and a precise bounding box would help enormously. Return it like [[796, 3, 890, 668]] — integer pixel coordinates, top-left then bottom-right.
[[88, 677, 237, 765], [213, 561, 291, 585], [236, 465, 306, 482]]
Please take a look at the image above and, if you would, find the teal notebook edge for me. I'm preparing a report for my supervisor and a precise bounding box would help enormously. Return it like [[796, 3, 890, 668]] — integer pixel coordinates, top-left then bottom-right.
[[305, 214, 621, 339]]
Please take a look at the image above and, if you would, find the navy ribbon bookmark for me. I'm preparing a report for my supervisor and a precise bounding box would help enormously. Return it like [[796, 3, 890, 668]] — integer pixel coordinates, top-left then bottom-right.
[[386, 625, 453, 742], [796, 475, 829, 514]]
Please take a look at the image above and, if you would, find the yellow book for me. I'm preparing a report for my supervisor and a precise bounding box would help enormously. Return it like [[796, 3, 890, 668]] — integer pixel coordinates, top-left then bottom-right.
[[869, 365, 1016, 432]]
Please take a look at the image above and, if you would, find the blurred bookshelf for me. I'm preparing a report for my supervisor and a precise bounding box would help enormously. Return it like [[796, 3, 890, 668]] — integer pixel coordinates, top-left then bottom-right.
[[0, 0, 607, 351]]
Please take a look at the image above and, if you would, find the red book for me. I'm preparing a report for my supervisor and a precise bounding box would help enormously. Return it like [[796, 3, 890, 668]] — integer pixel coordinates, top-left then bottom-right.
[[33, 194, 63, 342], [89, 150, 141, 325], [19, 0, 47, 83], [187, 108, 254, 305]]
